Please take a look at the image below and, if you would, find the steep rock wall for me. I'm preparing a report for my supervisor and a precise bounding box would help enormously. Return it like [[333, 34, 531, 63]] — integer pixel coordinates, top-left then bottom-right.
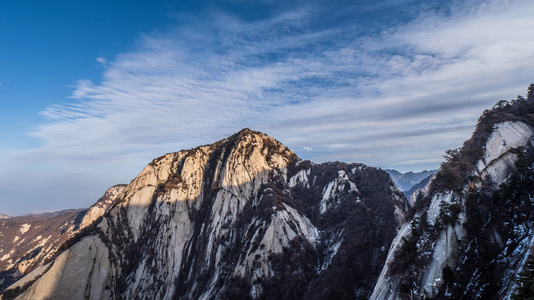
[[3, 129, 408, 300], [372, 116, 534, 299]]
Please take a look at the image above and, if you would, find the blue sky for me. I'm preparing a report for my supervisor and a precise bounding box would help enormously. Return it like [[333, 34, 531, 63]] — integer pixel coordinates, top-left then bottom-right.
[[1, 0, 534, 215]]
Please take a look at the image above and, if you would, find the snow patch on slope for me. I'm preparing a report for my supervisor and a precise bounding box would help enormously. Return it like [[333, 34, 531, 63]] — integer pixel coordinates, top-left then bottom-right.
[[288, 169, 310, 188], [320, 170, 358, 214]]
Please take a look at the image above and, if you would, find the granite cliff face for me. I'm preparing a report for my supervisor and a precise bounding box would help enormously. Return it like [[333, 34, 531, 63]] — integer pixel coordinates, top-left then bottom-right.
[[1, 129, 408, 300], [0, 185, 125, 292], [372, 86, 534, 299]]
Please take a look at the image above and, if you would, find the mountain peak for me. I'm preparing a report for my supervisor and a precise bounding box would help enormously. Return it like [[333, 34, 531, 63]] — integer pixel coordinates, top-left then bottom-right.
[[228, 128, 272, 144], [206, 128, 296, 165], [235, 127, 257, 136], [229, 128, 281, 146], [5, 127, 408, 300]]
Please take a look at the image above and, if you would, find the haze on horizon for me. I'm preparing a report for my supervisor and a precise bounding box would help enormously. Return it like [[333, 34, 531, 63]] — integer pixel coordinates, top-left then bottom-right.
[[1, 0, 534, 215]]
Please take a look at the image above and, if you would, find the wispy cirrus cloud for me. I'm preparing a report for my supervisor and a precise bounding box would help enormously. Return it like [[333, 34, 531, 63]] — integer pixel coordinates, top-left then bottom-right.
[[3, 0, 534, 214], [32, 0, 534, 167], [96, 56, 107, 65]]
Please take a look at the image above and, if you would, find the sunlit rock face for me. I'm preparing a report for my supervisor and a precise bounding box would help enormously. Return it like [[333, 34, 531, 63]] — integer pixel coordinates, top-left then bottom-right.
[[3, 129, 408, 300], [80, 185, 127, 230], [372, 94, 534, 300], [0, 185, 125, 293]]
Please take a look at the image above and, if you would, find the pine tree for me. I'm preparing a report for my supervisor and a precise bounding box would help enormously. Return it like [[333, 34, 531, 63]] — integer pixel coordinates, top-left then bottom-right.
[[512, 254, 534, 300]]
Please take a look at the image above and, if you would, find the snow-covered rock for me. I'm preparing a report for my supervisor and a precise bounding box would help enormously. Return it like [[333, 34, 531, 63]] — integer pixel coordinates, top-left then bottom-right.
[[320, 170, 359, 214], [372, 113, 534, 299]]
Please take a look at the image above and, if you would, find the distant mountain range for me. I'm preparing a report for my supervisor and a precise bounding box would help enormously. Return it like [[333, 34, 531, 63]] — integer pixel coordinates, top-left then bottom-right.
[[2, 84, 534, 299], [402, 173, 437, 204], [385, 169, 437, 192]]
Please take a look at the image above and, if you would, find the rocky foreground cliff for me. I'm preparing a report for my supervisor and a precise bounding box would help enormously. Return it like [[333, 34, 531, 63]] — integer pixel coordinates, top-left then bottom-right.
[[372, 85, 534, 299], [1, 129, 408, 300]]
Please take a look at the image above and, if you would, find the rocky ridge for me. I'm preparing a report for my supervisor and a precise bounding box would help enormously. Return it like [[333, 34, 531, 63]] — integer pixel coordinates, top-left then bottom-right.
[[0, 185, 125, 293], [371, 85, 534, 299], [1, 129, 408, 300]]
